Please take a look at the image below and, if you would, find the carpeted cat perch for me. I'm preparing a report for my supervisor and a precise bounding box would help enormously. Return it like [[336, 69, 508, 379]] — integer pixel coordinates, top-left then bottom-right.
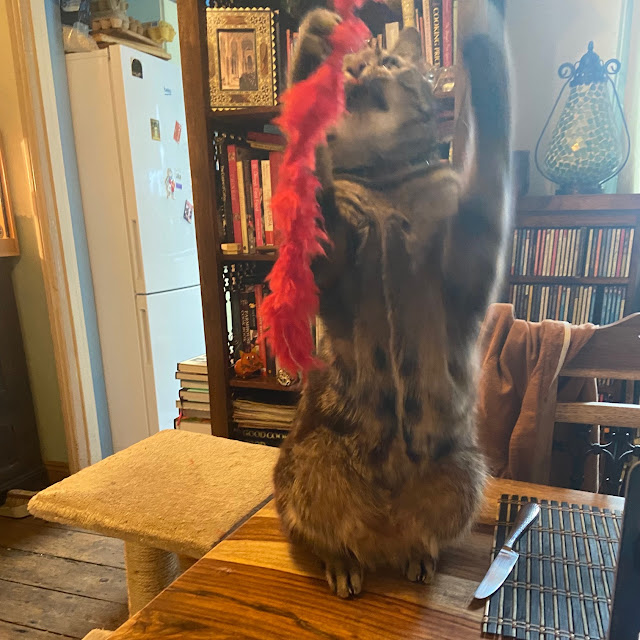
[[260, 0, 370, 375]]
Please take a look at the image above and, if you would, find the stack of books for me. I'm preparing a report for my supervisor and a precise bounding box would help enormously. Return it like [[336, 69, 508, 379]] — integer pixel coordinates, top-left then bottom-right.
[[232, 399, 296, 447], [213, 131, 283, 252], [175, 355, 211, 434]]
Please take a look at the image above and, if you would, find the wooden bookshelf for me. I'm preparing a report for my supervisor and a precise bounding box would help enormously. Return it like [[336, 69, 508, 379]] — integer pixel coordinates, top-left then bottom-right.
[[506, 195, 640, 324], [176, 0, 488, 437], [230, 376, 300, 392]]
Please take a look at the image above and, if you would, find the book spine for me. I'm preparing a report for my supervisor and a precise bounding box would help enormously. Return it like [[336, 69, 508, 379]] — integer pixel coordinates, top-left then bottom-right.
[[510, 229, 517, 275], [251, 159, 264, 247], [236, 161, 249, 253], [551, 229, 560, 276], [593, 228, 603, 277], [261, 160, 274, 245], [624, 228, 634, 277], [401, 0, 416, 26], [584, 228, 593, 276], [523, 229, 530, 276], [422, 0, 434, 65], [417, 16, 425, 59], [231, 274, 242, 360], [227, 145, 243, 245], [239, 288, 251, 353], [452, 0, 458, 65], [213, 134, 231, 243], [243, 160, 256, 253], [615, 228, 626, 277], [430, 0, 443, 67], [610, 228, 621, 277], [385, 21, 400, 50], [441, 0, 453, 67], [253, 286, 265, 374], [269, 151, 283, 244]]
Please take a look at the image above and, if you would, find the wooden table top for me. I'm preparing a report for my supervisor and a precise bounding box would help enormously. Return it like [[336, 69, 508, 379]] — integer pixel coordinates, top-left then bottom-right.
[[109, 478, 624, 639]]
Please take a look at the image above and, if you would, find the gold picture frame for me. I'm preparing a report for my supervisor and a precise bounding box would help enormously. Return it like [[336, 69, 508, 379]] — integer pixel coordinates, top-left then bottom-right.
[[0, 134, 18, 257], [206, 8, 277, 111]]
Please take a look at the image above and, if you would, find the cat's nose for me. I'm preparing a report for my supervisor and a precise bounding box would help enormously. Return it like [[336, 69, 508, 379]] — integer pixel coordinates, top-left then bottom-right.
[[346, 61, 366, 80]]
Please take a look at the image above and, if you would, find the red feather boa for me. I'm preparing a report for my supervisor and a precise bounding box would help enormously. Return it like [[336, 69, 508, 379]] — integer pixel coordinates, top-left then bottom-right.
[[260, 0, 370, 376]]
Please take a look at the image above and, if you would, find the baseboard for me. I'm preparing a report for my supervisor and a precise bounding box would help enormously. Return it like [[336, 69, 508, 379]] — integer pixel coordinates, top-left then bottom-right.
[[44, 461, 70, 484]]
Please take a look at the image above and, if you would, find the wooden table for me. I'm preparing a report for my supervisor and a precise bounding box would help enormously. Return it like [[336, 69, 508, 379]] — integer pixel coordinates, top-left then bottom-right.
[[109, 478, 624, 639]]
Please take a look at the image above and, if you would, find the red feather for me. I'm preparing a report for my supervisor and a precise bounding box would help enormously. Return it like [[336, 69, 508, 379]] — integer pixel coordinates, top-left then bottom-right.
[[260, 1, 370, 376]]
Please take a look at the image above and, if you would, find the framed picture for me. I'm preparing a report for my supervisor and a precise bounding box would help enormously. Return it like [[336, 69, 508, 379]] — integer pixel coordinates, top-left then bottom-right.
[[0, 135, 18, 257], [206, 8, 277, 111]]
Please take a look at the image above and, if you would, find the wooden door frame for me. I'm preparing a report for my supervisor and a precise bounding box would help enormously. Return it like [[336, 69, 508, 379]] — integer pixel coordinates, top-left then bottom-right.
[[7, 0, 104, 472]]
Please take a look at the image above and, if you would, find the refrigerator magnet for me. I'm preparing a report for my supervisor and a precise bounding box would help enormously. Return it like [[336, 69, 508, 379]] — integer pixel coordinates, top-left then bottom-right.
[[173, 121, 182, 143], [165, 169, 176, 199], [175, 171, 183, 190], [150, 119, 161, 141], [183, 200, 194, 223]]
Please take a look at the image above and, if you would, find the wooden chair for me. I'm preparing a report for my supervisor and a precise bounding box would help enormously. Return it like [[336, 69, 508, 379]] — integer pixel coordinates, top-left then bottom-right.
[[553, 313, 640, 492]]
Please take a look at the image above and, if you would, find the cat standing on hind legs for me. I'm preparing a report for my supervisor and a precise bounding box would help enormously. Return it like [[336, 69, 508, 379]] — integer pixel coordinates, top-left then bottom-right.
[[273, 7, 513, 598]]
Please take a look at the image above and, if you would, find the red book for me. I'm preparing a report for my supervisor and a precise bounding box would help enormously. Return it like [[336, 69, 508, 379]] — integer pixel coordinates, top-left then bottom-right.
[[442, 0, 453, 67], [533, 229, 542, 275], [269, 151, 284, 244], [615, 228, 626, 277], [551, 228, 559, 276], [593, 229, 603, 276], [247, 131, 286, 145], [226, 145, 243, 245], [250, 160, 264, 247], [254, 284, 266, 375]]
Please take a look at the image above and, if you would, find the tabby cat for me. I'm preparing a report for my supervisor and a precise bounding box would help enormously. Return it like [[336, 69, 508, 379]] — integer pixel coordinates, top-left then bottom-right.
[[273, 8, 512, 597]]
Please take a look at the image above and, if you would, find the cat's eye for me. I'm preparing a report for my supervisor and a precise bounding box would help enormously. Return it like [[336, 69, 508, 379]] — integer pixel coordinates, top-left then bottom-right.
[[381, 56, 400, 69]]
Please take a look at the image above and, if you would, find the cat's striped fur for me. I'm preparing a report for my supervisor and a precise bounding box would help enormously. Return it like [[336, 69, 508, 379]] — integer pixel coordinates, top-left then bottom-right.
[[273, 8, 512, 597]]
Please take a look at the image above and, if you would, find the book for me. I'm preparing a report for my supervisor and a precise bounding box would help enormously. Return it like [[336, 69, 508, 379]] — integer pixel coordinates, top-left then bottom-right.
[[177, 354, 207, 375], [176, 400, 211, 412], [226, 145, 243, 245], [430, 0, 443, 67], [269, 151, 283, 243], [247, 131, 286, 145], [176, 370, 208, 382], [261, 160, 274, 246], [175, 375, 209, 389], [175, 417, 212, 435], [385, 21, 400, 50], [242, 159, 256, 253], [401, 0, 415, 26], [422, 0, 434, 65], [441, 0, 453, 67], [179, 389, 211, 403], [213, 133, 233, 243], [239, 288, 251, 353], [251, 159, 264, 247], [236, 161, 249, 253], [452, 0, 458, 64]]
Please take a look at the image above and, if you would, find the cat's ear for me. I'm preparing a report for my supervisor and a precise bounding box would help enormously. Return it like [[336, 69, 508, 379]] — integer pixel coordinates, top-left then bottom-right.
[[391, 27, 422, 64]]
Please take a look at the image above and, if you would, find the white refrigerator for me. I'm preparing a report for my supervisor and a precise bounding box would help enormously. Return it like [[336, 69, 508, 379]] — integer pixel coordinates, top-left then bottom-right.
[[66, 45, 205, 452]]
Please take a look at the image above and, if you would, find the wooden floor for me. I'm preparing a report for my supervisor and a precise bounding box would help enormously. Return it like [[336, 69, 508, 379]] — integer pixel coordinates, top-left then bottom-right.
[[0, 515, 128, 639]]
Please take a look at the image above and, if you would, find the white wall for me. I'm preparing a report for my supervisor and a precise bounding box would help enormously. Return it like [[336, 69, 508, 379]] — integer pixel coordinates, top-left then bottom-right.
[[505, 0, 626, 195]]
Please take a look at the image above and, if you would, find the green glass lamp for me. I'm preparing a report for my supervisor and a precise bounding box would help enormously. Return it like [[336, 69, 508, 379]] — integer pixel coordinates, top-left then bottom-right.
[[535, 42, 630, 195]]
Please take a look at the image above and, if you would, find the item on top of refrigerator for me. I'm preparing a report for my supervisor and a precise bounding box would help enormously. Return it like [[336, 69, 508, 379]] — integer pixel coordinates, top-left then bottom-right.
[[63, 23, 99, 52], [143, 20, 176, 44]]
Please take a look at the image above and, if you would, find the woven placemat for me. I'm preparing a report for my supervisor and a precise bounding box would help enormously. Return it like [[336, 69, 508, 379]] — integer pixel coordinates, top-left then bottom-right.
[[482, 495, 623, 640]]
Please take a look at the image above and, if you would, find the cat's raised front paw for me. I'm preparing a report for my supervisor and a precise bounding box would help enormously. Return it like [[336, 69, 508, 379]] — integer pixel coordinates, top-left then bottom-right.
[[404, 555, 437, 584], [292, 9, 341, 82], [324, 555, 363, 598]]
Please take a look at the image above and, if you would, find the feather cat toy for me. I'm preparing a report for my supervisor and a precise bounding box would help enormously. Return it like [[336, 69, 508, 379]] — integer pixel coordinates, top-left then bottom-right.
[[260, 0, 370, 375]]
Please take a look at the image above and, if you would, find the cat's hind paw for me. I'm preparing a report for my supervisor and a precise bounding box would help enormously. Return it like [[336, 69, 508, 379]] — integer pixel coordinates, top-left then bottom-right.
[[404, 555, 437, 584], [324, 556, 363, 598]]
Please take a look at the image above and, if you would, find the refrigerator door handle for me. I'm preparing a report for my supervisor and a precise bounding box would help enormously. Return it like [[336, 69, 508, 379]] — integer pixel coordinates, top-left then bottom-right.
[[138, 306, 153, 366], [130, 219, 143, 284]]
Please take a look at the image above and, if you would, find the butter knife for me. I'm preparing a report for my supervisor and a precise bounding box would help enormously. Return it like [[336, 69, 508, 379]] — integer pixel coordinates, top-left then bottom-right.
[[474, 501, 541, 600]]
